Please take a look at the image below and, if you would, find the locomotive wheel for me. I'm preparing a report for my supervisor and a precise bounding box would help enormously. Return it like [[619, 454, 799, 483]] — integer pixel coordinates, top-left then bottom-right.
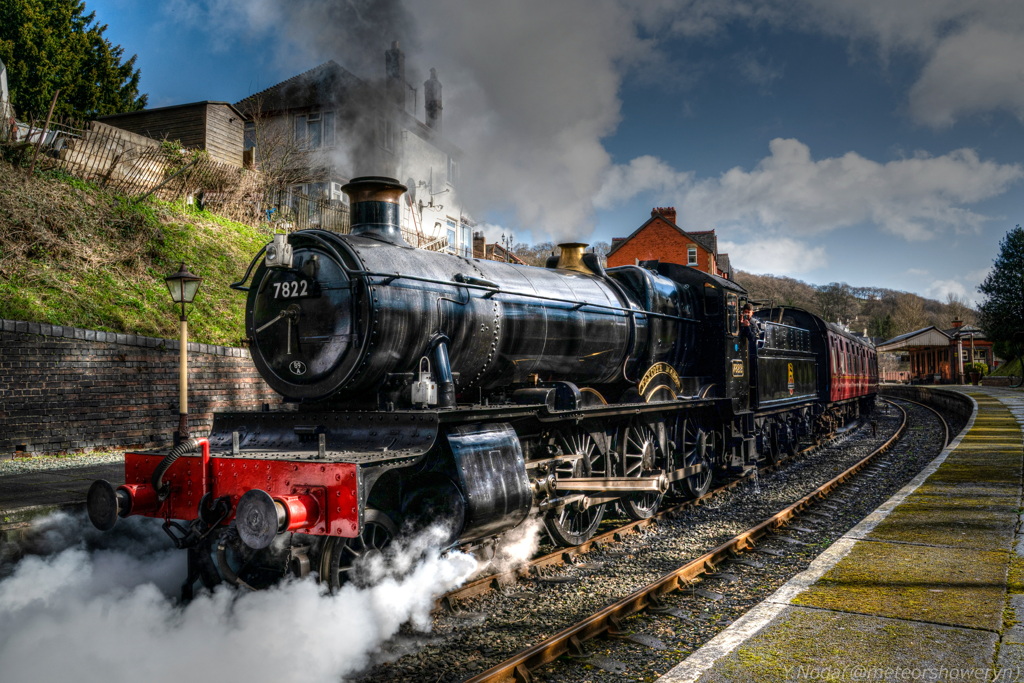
[[677, 418, 713, 500], [762, 425, 782, 466], [543, 428, 608, 546], [192, 527, 287, 592], [616, 420, 664, 520], [319, 509, 397, 591], [781, 421, 798, 457]]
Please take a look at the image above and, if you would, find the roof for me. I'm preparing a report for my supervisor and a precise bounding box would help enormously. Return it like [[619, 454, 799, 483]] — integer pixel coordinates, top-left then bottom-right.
[[943, 324, 987, 339], [687, 229, 717, 254], [607, 213, 717, 258], [876, 326, 951, 352], [98, 100, 245, 121], [233, 60, 462, 157], [234, 61, 367, 115]]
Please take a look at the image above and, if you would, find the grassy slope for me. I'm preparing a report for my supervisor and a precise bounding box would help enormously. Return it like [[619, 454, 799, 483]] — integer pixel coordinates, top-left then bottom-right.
[[0, 161, 268, 346]]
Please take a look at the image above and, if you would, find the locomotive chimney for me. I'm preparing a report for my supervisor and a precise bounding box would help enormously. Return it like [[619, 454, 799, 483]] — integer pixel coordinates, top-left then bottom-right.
[[342, 176, 410, 246]]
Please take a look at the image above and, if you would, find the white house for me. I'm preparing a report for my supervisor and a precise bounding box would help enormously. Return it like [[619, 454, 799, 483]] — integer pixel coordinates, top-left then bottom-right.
[[235, 44, 473, 255]]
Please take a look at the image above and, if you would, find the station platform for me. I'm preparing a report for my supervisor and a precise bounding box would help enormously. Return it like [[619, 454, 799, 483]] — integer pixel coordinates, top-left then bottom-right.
[[0, 460, 121, 530], [660, 386, 1024, 683]]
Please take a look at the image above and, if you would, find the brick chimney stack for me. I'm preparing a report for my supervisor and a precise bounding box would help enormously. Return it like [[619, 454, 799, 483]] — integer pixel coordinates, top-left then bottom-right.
[[424, 68, 443, 133], [652, 207, 677, 224], [951, 319, 964, 329], [385, 41, 406, 110]]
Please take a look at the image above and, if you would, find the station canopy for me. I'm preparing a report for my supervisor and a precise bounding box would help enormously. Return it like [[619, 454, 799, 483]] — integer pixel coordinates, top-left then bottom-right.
[[875, 327, 951, 352]]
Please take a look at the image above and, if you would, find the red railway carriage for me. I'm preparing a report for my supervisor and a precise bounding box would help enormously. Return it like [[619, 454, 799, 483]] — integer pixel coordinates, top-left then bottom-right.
[[756, 307, 877, 427], [826, 325, 878, 402]]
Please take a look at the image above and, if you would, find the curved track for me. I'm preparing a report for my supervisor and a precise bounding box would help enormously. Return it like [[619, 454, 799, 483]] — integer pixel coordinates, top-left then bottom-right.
[[459, 398, 951, 683], [441, 412, 887, 609]]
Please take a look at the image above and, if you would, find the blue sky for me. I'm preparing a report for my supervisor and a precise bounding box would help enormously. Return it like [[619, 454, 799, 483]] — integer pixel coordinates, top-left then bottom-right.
[[86, 0, 1024, 306]]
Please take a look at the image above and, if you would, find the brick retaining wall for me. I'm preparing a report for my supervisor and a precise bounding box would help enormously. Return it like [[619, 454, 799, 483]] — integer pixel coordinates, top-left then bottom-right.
[[0, 319, 287, 456]]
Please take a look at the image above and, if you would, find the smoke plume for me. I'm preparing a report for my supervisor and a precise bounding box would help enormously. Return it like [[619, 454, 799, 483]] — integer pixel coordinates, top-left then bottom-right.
[[0, 512, 477, 683]]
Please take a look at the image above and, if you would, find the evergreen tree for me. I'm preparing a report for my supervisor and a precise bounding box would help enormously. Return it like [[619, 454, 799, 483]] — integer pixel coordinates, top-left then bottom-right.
[[0, 0, 146, 121], [978, 225, 1024, 358]]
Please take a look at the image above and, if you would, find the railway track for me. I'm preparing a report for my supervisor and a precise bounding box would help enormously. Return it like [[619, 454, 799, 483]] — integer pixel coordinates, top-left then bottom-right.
[[463, 398, 948, 683], [354, 398, 952, 682], [441, 416, 872, 609]]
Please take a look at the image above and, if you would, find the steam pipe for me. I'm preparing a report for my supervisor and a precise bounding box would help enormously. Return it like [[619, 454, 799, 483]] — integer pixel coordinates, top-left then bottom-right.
[[151, 437, 208, 501], [430, 336, 455, 408]]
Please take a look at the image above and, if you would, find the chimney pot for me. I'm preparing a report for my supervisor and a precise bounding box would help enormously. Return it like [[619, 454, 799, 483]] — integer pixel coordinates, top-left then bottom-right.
[[652, 207, 677, 224]]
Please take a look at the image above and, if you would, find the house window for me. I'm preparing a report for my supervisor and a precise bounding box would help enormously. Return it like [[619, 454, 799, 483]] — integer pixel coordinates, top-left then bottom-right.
[[445, 218, 457, 253], [687, 246, 698, 266], [447, 155, 459, 187], [244, 121, 256, 151], [294, 111, 335, 149], [377, 117, 395, 153]]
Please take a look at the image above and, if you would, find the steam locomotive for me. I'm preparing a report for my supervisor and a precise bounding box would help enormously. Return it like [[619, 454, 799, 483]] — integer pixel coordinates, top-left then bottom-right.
[[87, 177, 877, 594]]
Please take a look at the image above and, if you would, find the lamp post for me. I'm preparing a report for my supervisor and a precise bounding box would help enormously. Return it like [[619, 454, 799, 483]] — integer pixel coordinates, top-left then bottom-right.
[[165, 263, 202, 443]]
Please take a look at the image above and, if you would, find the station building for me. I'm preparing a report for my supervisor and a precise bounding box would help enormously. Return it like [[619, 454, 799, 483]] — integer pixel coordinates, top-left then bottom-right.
[[876, 320, 993, 383]]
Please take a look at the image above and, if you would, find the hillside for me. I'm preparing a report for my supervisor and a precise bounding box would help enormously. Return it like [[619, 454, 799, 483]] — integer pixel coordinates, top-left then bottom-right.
[[0, 160, 268, 346], [733, 270, 975, 339], [0, 157, 976, 347]]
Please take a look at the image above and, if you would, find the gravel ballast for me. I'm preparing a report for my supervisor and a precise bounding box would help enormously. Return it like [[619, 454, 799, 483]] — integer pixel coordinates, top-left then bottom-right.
[[354, 400, 954, 682]]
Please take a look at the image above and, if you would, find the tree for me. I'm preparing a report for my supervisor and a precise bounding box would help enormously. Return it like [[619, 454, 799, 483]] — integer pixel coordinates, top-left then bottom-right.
[[869, 313, 895, 341], [234, 94, 317, 190], [944, 292, 976, 327], [814, 282, 857, 324], [978, 225, 1024, 357], [0, 0, 146, 121], [889, 292, 928, 335]]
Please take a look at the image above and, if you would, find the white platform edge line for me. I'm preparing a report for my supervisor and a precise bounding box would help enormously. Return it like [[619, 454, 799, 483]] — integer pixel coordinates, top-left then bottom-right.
[[656, 393, 981, 683]]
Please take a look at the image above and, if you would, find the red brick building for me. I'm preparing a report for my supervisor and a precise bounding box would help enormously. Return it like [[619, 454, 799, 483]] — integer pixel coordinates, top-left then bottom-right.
[[606, 207, 731, 278]]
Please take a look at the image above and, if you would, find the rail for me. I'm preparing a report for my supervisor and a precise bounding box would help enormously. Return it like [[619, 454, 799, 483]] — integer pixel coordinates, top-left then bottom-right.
[[462, 400, 911, 682]]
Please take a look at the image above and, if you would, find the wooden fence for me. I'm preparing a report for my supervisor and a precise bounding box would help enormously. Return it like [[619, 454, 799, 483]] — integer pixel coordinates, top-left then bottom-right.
[[12, 118, 450, 250]]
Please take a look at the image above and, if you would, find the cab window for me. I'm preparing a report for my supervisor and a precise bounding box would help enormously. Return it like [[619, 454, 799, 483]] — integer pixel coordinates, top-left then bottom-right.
[[726, 292, 739, 336]]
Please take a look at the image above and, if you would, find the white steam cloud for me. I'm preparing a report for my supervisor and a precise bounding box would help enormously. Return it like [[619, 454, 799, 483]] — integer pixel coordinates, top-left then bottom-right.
[[161, 0, 1024, 245], [475, 515, 546, 578], [0, 513, 477, 683]]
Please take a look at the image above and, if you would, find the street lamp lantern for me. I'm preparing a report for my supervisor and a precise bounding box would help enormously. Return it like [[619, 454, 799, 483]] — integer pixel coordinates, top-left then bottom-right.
[[165, 263, 202, 310], [164, 263, 202, 443]]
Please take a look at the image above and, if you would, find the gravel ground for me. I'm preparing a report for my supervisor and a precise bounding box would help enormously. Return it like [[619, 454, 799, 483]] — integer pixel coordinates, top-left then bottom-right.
[[352, 400, 953, 683], [0, 451, 123, 476]]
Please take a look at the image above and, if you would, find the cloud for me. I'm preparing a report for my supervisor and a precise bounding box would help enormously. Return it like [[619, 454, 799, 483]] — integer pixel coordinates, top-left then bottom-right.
[[925, 278, 967, 299], [779, 0, 1024, 128], [719, 237, 827, 276], [595, 155, 692, 209], [736, 52, 784, 91], [624, 1, 1024, 128], [685, 139, 1021, 240], [908, 23, 1024, 128], [165, 0, 644, 238], [598, 139, 1022, 242]]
